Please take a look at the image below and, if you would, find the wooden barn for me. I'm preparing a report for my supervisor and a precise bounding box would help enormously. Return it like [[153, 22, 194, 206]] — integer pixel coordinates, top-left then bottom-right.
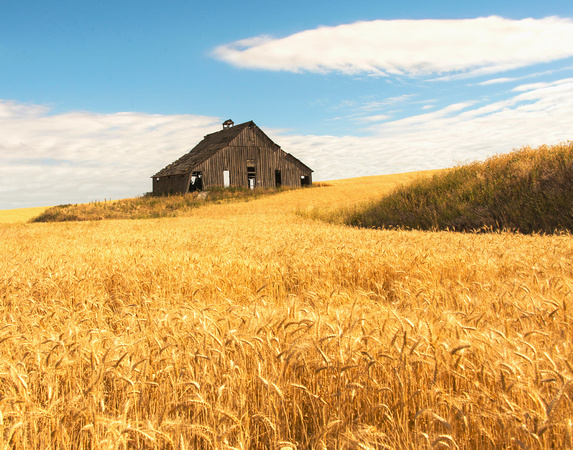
[[152, 120, 313, 195]]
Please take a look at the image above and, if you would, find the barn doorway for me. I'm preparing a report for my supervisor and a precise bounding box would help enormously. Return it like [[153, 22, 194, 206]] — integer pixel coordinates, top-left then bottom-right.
[[301, 175, 310, 186], [247, 165, 256, 189], [189, 171, 203, 192], [223, 170, 230, 188], [275, 170, 282, 188]]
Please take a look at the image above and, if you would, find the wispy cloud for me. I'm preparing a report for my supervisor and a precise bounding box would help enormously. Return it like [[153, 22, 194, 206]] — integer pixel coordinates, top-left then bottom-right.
[[477, 67, 573, 86], [511, 77, 573, 92], [213, 17, 573, 77], [354, 114, 391, 123], [0, 102, 219, 208], [269, 78, 573, 180], [329, 95, 417, 123], [353, 95, 416, 112], [478, 77, 516, 85]]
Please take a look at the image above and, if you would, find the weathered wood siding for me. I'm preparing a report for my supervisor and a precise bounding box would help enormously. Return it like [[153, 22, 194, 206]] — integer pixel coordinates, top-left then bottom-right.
[[152, 125, 312, 194], [152, 173, 190, 195], [194, 127, 311, 190]]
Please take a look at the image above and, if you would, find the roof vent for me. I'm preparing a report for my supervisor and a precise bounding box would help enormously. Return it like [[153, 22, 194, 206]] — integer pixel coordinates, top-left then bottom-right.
[[222, 119, 234, 130]]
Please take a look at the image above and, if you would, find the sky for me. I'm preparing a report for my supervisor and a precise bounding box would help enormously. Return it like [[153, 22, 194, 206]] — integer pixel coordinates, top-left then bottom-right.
[[2, 0, 573, 209]]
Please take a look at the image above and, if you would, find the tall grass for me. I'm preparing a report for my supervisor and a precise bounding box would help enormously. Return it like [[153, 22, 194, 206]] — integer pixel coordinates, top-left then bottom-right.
[[30, 186, 299, 222], [348, 142, 573, 233], [0, 172, 572, 448]]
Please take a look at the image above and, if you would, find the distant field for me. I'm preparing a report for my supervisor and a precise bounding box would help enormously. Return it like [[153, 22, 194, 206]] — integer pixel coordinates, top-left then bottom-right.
[[1, 169, 571, 448], [26, 171, 440, 223], [0, 206, 47, 223]]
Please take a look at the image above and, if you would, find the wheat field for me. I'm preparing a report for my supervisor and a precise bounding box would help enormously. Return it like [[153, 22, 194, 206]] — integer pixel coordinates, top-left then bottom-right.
[[1, 173, 572, 448], [0, 207, 48, 224]]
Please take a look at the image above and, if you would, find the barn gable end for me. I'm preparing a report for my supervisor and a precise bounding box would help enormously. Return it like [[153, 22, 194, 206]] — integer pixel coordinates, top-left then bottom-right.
[[152, 120, 312, 194]]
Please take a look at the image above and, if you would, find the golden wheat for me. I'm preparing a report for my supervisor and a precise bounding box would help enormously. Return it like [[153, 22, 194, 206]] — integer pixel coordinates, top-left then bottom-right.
[[0, 173, 571, 448], [0, 206, 47, 224]]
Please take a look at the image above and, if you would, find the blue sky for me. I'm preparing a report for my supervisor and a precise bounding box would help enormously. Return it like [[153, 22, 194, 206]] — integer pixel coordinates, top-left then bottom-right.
[[2, 0, 573, 209]]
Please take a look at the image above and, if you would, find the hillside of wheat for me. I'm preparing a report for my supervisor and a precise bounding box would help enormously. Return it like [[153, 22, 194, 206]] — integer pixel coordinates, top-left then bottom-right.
[[347, 142, 573, 234], [1, 170, 572, 448]]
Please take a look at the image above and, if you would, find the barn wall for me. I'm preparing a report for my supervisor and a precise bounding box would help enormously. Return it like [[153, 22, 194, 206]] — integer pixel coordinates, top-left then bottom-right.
[[194, 127, 312, 190], [152, 173, 190, 195]]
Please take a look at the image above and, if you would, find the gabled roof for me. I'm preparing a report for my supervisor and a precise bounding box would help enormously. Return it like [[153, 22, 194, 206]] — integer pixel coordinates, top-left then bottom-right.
[[153, 121, 256, 178], [284, 152, 313, 173]]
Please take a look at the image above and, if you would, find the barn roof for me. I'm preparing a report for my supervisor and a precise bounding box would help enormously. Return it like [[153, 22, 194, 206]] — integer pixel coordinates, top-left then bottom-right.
[[153, 121, 256, 178], [152, 120, 312, 178], [284, 152, 312, 173]]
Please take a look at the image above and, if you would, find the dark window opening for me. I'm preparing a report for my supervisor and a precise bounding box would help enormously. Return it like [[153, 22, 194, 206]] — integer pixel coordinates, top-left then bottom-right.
[[301, 175, 310, 186], [275, 170, 282, 188], [247, 166, 256, 189], [189, 171, 203, 192]]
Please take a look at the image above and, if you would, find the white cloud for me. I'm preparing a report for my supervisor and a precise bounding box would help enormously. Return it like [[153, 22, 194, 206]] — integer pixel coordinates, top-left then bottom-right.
[[213, 16, 573, 77], [354, 114, 391, 123], [478, 77, 516, 85], [511, 77, 573, 92], [0, 100, 50, 119], [357, 95, 416, 111], [477, 68, 573, 87], [0, 102, 220, 209]]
